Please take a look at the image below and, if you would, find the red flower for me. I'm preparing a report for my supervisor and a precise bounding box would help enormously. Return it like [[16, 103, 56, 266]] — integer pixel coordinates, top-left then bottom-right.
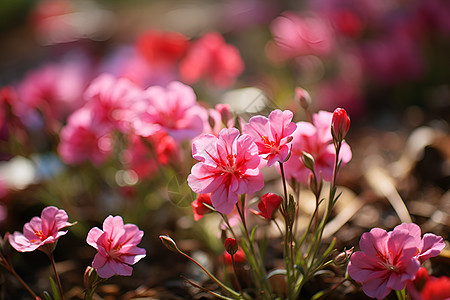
[[191, 194, 213, 221], [224, 248, 246, 265], [331, 107, 350, 142], [136, 30, 189, 65], [179, 32, 244, 88], [421, 276, 450, 300], [253, 193, 282, 220]]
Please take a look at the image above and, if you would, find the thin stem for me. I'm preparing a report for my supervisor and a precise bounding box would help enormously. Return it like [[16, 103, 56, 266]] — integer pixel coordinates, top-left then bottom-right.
[[279, 162, 293, 300], [4, 262, 38, 299], [48, 253, 65, 300], [231, 255, 243, 293], [179, 251, 242, 299], [235, 198, 272, 299]]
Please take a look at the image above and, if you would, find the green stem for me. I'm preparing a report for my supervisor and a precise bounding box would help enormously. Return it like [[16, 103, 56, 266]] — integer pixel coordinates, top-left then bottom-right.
[[180, 250, 243, 299], [279, 162, 294, 300], [48, 253, 65, 300], [235, 197, 272, 299]]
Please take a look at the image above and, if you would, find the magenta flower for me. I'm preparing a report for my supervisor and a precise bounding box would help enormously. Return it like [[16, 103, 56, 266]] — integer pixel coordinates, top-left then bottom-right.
[[243, 109, 297, 167], [86, 215, 146, 279], [284, 110, 352, 184], [348, 224, 444, 299], [132, 81, 206, 142], [8, 206, 73, 253], [187, 128, 264, 214]]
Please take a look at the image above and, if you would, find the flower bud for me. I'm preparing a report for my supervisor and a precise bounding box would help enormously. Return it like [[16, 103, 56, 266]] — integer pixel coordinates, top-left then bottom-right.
[[224, 238, 238, 256], [334, 247, 354, 265], [253, 193, 283, 220], [215, 104, 232, 126], [159, 235, 181, 253], [295, 87, 311, 109], [331, 108, 350, 142], [302, 151, 315, 172], [83, 266, 98, 288]]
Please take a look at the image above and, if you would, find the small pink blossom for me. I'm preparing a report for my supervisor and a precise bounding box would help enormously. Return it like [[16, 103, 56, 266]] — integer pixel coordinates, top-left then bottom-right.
[[348, 224, 444, 300], [179, 32, 244, 88], [270, 11, 334, 59], [284, 111, 352, 184], [86, 215, 146, 279], [243, 109, 297, 167], [132, 81, 206, 142], [8, 206, 73, 253], [15, 56, 90, 125], [84, 74, 143, 133], [58, 107, 113, 165], [187, 128, 264, 214]]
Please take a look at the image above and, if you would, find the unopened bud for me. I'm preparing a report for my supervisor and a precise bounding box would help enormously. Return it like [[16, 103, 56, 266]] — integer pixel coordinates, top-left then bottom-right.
[[215, 104, 232, 126], [302, 151, 315, 172], [334, 247, 354, 265], [159, 235, 181, 253], [331, 108, 350, 142], [224, 238, 238, 256], [83, 266, 98, 288], [295, 87, 311, 109]]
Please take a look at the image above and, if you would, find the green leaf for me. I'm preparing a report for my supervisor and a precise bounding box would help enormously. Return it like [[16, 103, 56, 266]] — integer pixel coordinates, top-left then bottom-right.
[[49, 277, 61, 300], [264, 269, 287, 281], [250, 225, 258, 244], [310, 289, 327, 300], [43, 291, 53, 300]]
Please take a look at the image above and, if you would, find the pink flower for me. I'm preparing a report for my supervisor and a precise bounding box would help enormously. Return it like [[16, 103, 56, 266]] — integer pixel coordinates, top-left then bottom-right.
[[243, 109, 297, 167], [86, 215, 146, 279], [179, 32, 244, 88], [15, 56, 90, 125], [191, 194, 213, 221], [84, 74, 143, 133], [284, 111, 352, 184], [252, 193, 282, 220], [331, 107, 351, 142], [58, 107, 113, 165], [270, 11, 334, 59], [8, 206, 73, 253], [393, 223, 445, 263], [348, 223, 444, 300], [132, 81, 206, 142], [187, 128, 264, 214]]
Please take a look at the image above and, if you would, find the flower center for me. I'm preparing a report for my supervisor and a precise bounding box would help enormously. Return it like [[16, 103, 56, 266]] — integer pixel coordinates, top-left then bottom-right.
[[34, 230, 46, 241], [261, 136, 276, 148], [376, 251, 399, 272], [107, 238, 123, 259]]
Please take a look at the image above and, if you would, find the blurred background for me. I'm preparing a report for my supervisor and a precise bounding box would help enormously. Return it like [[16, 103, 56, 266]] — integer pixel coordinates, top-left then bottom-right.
[[0, 0, 449, 299]]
